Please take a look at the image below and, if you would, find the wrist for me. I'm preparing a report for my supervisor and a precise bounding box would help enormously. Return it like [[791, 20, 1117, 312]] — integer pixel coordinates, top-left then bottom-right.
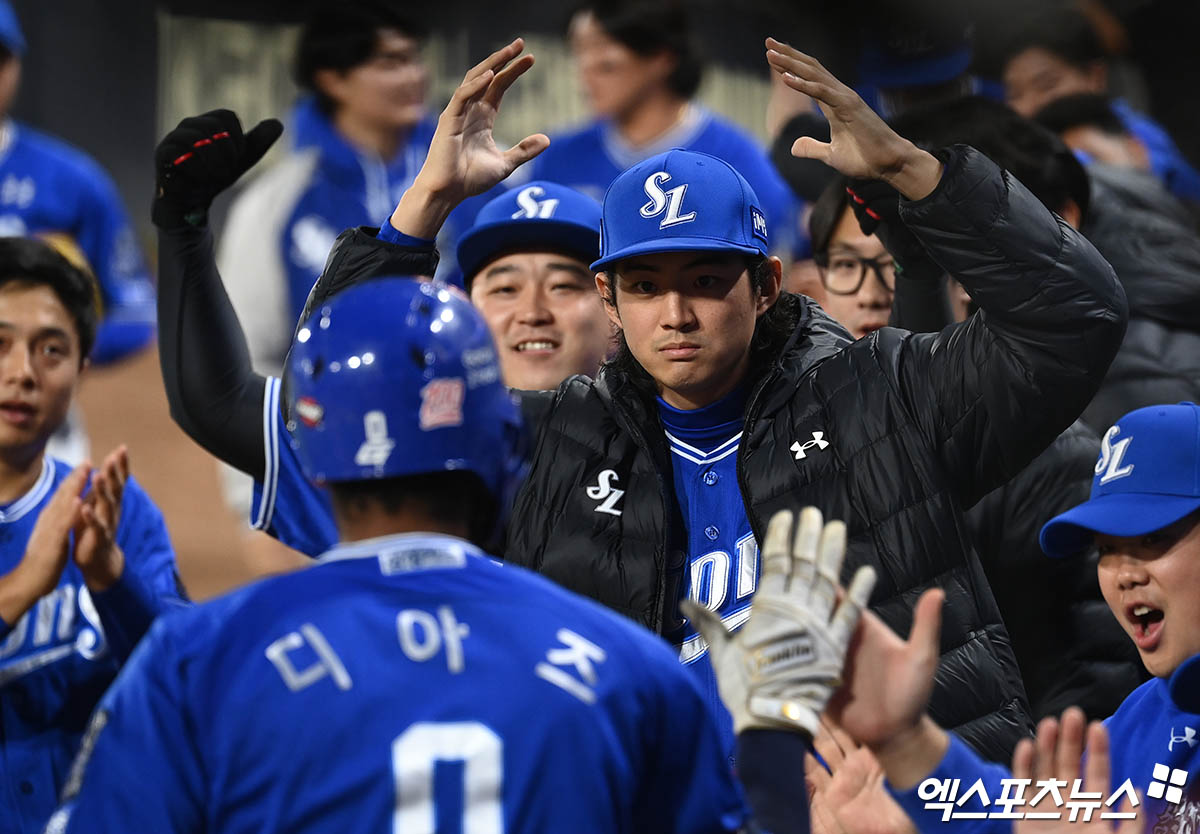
[[0, 563, 43, 625], [882, 143, 944, 202], [390, 180, 459, 241], [80, 546, 124, 593], [870, 714, 949, 791]]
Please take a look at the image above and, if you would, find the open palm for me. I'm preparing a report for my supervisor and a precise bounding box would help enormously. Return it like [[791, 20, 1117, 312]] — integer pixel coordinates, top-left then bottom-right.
[[826, 589, 943, 748], [415, 38, 549, 204]]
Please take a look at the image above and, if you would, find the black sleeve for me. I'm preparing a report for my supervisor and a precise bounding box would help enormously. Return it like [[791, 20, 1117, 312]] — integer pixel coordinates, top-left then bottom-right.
[[157, 225, 267, 480], [736, 730, 811, 834], [890, 145, 1128, 508], [888, 264, 955, 334]]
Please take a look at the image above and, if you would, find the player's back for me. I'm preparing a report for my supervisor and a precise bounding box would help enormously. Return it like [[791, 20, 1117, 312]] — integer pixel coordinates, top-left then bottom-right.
[[54, 532, 743, 834]]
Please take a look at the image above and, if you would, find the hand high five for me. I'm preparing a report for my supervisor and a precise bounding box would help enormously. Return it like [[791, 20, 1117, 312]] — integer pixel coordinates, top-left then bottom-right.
[[393, 38, 550, 239], [765, 38, 943, 200]]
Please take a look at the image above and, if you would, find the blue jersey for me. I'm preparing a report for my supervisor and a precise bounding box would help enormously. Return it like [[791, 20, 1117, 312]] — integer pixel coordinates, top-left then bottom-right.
[[218, 100, 497, 374], [0, 458, 184, 834], [49, 532, 745, 833], [250, 377, 337, 556], [0, 121, 155, 364], [890, 655, 1200, 834], [529, 107, 804, 257], [659, 389, 759, 755]]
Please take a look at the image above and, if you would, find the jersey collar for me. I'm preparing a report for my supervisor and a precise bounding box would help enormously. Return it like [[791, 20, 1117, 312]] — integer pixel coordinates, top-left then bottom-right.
[[0, 457, 54, 524], [318, 531, 484, 569]]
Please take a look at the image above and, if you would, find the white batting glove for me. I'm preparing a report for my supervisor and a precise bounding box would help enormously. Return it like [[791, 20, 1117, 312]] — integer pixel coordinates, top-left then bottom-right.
[[682, 507, 877, 737]]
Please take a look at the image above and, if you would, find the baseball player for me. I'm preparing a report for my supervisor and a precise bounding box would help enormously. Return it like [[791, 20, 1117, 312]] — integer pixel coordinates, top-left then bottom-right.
[[456, 180, 611, 392], [815, 402, 1200, 834], [153, 38, 1127, 761], [47, 274, 874, 833], [0, 238, 184, 834]]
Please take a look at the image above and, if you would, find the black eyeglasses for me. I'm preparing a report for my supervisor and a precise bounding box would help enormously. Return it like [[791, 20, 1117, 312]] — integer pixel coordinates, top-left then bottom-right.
[[814, 252, 897, 296]]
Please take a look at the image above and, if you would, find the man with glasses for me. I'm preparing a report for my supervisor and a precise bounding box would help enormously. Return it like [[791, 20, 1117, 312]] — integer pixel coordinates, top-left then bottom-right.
[[806, 177, 897, 339]]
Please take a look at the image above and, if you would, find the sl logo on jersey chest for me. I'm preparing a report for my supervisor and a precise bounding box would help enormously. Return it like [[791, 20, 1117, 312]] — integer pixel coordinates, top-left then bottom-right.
[[640, 172, 696, 229]]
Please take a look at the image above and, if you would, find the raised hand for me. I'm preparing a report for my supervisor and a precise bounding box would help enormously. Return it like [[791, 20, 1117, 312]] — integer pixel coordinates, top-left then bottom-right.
[[1013, 709, 1141, 834], [826, 587, 946, 788], [74, 446, 129, 591], [152, 109, 283, 229], [806, 721, 918, 834], [391, 38, 550, 239], [684, 507, 876, 737], [765, 38, 942, 200]]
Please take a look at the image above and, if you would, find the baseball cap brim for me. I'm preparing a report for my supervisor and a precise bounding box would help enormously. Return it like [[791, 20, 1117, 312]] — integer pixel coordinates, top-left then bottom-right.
[[591, 237, 765, 273], [1040, 492, 1200, 558], [458, 220, 599, 288]]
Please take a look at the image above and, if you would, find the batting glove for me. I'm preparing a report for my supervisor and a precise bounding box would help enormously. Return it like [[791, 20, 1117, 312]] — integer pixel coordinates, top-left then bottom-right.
[[153, 109, 282, 230], [683, 507, 876, 738]]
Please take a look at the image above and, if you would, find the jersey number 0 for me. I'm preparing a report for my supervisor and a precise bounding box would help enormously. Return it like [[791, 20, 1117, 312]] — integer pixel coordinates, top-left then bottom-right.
[[393, 721, 504, 833]]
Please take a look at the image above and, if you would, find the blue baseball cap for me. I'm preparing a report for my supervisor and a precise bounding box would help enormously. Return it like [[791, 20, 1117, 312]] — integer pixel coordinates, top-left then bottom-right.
[[457, 181, 601, 288], [0, 2, 23, 56], [591, 149, 769, 272], [1040, 403, 1200, 558]]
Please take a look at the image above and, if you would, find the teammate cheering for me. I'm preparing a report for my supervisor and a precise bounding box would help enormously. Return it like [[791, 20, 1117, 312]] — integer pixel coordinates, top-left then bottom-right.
[[153, 37, 1127, 761], [0, 238, 184, 833], [48, 274, 872, 833]]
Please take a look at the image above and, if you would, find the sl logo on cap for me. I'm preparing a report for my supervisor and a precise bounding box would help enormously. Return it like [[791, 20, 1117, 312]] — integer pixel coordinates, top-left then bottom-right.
[[511, 185, 560, 220], [640, 172, 697, 229], [1096, 425, 1135, 485]]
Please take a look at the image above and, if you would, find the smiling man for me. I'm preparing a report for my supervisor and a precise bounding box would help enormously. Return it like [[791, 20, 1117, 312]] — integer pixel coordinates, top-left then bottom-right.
[[154, 39, 1128, 762], [458, 181, 610, 391]]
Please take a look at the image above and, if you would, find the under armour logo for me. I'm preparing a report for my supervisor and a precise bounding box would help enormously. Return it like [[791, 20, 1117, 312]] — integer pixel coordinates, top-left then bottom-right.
[[1170, 726, 1197, 752], [511, 185, 559, 219], [1095, 425, 1135, 485], [640, 172, 696, 229], [586, 469, 624, 516], [355, 410, 396, 467], [791, 431, 829, 460]]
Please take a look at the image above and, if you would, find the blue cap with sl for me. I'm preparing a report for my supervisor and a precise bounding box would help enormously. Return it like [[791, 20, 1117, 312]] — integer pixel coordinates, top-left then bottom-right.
[[0, 2, 23, 56], [591, 148, 769, 272], [456, 181, 600, 288], [1040, 402, 1200, 558]]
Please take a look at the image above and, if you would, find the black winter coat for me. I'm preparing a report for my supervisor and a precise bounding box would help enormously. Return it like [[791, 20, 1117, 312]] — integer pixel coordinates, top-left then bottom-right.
[[1079, 163, 1200, 431], [504, 148, 1126, 763]]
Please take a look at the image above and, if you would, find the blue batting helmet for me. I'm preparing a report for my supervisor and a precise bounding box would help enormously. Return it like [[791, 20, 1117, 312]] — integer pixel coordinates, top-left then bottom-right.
[[284, 277, 524, 505]]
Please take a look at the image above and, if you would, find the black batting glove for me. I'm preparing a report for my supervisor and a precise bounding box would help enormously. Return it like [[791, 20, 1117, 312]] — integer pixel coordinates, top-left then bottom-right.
[[845, 178, 936, 278], [152, 109, 283, 230]]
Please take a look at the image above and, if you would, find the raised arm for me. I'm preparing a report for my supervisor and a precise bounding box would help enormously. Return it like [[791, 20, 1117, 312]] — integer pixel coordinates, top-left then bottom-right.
[[767, 39, 1128, 506], [153, 110, 284, 480]]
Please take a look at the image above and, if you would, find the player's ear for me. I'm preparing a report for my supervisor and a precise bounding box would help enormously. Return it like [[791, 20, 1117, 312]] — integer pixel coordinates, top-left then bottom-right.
[[756, 257, 783, 316], [596, 271, 621, 327]]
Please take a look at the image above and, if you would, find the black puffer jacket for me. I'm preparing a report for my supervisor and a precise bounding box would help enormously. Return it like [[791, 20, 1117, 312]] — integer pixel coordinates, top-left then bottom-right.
[[503, 147, 1127, 762], [966, 420, 1147, 721], [1078, 163, 1200, 431]]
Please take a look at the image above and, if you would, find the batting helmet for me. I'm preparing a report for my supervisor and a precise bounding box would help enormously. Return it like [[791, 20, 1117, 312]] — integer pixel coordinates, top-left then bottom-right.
[[284, 277, 524, 506]]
